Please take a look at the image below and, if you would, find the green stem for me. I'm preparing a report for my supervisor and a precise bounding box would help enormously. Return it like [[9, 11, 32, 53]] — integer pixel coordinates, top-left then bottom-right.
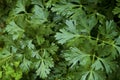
[[76, 34, 114, 46], [92, 53, 95, 64]]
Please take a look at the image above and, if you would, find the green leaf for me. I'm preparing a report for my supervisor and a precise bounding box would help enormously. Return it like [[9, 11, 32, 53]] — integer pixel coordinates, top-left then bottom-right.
[[1, 0, 120, 79], [64, 47, 91, 67], [65, 20, 77, 34], [46, 43, 58, 55], [14, 14, 29, 28], [1, 63, 22, 80], [81, 71, 89, 80], [81, 70, 106, 80], [98, 57, 117, 74], [31, 0, 43, 7], [106, 21, 117, 35], [19, 39, 35, 49], [0, 71, 2, 78], [115, 46, 120, 54], [3, 64, 14, 75], [79, 14, 97, 33], [12, 71, 22, 80], [89, 70, 106, 80], [36, 35, 45, 45], [52, 3, 75, 17], [14, 0, 26, 14], [27, 40, 35, 49], [113, 0, 120, 18], [31, 50, 40, 59], [20, 57, 32, 72], [91, 59, 104, 71], [97, 44, 118, 59], [115, 36, 120, 45], [14, 61, 20, 68], [0, 48, 13, 65], [36, 49, 54, 78], [12, 0, 30, 14], [5, 21, 24, 40], [30, 5, 48, 24], [55, 20, 79, 44], [99, 20, 118, 39], [113, 7, 120, 15], [55, 29, 77, 44], [114, 36, 120, 54]]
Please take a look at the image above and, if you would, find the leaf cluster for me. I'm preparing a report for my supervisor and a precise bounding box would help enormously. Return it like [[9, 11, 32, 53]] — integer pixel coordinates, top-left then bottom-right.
[[0, 0, 120, 80]]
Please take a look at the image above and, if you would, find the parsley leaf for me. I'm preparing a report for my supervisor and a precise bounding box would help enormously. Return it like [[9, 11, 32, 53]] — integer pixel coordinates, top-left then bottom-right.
[[64, 47, 91, 67], [5, 21, 24, 40], [36, 49, 54, 78]]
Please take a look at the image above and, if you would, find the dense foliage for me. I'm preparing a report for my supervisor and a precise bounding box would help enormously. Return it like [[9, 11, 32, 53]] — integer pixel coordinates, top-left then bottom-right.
[[0, 0, 120, 80]]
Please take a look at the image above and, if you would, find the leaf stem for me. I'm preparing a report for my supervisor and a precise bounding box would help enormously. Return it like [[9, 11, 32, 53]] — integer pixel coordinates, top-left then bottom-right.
[[76, 34, 114, 46]]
